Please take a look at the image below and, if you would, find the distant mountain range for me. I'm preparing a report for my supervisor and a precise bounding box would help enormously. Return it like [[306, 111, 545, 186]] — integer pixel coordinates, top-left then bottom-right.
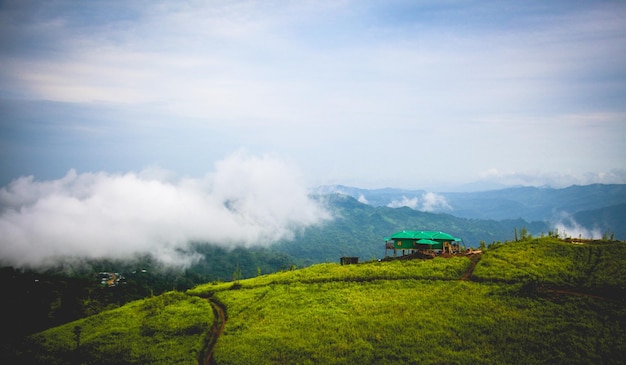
[[272, 193, 547, 264], [289, 184, 626, 263], [313, 183, 626, 225]]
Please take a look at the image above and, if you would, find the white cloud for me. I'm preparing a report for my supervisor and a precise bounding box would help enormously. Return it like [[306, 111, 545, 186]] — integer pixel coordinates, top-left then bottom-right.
[[420, 192, 451, 212], [0, 152, 330, 268], [550, 211, 602, 240], [357, 194, 368, 204], [387, 196, 419, 210], [386, 192, 450, 212], [478, 167, 626, 188], [6, 0, 623, 121], [0, 1, 624, 190]]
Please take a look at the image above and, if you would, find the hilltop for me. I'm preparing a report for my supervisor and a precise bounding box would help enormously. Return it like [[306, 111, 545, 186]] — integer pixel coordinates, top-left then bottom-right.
[[10, 237, 626, 364], [270, 193, 549, 264]]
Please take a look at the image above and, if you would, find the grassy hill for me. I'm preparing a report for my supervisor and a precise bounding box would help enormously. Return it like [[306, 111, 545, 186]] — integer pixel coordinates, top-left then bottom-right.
[[10, 292, 214, 365], [11, 237, 626, 364]]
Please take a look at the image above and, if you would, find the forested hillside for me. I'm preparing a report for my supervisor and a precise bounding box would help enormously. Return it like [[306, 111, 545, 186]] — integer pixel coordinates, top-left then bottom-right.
[[271, 194, 548, 264]]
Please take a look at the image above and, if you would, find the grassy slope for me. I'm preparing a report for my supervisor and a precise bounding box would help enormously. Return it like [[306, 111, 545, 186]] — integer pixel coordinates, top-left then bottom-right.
[[194, 238, 626, 365], [18, 238, 626, 364], [208, 281, 625, 365], [473, 239, 626, 294], [17, 291, 214, 365]]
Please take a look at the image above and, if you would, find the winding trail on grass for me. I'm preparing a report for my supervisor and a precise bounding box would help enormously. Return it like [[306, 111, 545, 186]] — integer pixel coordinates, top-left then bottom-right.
[[197, 254, 482, 364], [461, 253, 481, 281], [458, 253, 612, 300], [200, 299, 227, 365], [195, 252, 614, 363]]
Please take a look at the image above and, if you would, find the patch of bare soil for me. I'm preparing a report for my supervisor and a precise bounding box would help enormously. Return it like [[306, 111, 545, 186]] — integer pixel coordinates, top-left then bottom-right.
[[461, 253, 482, 281], [200, 299, 227, 365]]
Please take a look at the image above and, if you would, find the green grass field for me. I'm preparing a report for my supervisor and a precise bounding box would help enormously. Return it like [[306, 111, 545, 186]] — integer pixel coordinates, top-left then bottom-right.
[[473, 238, 626, 294], [15, 238, 626, 364], [18, 291, 214, 365], [210, 280, 625, 364]]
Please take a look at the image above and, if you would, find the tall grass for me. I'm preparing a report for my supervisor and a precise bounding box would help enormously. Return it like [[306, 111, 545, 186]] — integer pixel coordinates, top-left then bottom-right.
[[189, 256, 472, 296], [211, 280, 626, 364], [473, 238, 626, 294], [190, 241, 626, 364]]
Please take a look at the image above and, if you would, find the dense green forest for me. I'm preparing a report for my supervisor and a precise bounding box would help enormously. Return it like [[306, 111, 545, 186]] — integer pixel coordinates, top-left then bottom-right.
[[7, 237, 626, 364], [271, 194, 548, 263]]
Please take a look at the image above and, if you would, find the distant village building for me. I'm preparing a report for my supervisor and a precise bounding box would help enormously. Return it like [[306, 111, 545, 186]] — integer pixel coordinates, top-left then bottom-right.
[[384, 230, 463, 258], [340, 257, 359, 265], [98, 272, 125, 287]]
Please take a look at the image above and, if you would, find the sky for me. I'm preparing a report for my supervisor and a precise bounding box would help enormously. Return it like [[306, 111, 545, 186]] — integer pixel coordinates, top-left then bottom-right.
[[0, 0, 625, 266], [1, 0, 625, 189]]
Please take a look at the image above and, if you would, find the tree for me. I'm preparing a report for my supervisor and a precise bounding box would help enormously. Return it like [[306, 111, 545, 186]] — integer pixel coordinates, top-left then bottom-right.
[[232, 264, 242, 281], [73, 325, 82, 349], [520, 227, 529, 240]]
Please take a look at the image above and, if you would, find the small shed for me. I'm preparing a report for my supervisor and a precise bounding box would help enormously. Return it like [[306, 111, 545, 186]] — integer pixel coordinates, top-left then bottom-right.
[[340, 256, 359, 265]]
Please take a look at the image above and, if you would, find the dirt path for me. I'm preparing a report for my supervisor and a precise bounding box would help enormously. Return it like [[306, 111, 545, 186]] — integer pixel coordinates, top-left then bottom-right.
[[200, 299, 227, 365], [195, 255, 480, 364], [457, 254, 610, 300], [193, 252, 617, 364], [460, 253, 481, 281]]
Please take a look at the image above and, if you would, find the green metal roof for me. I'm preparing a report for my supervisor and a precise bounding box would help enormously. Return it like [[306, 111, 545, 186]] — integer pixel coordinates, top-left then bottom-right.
[[416, 239, 439, 245], [387, 230, 461, 242]]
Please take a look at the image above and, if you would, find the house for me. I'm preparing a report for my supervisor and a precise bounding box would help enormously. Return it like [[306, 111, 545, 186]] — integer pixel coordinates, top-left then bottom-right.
[[384, 230, 463, 257]]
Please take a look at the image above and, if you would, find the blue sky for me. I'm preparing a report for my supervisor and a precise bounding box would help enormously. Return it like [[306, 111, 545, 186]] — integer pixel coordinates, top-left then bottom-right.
[[1, 0, 625, 189]]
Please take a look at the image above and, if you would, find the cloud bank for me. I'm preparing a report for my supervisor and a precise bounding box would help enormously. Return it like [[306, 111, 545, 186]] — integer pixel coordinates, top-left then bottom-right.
[[0, 152, 330, 268], [550, 211, 602, 240], [387, 192, 451, 212], [478, 168, 626, 189]]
